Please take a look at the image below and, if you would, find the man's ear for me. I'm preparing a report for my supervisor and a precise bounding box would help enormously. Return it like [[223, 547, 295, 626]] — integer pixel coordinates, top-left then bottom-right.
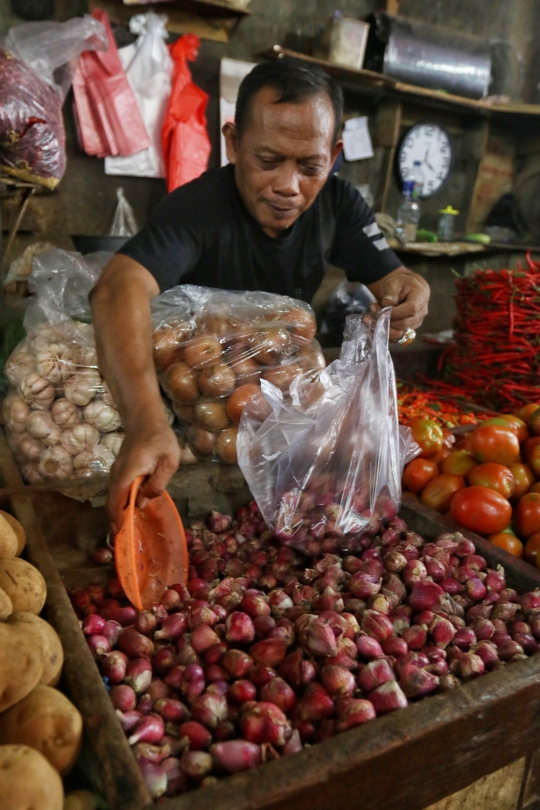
[[330, 138, 344, 166], [222, 122, 238, 165]]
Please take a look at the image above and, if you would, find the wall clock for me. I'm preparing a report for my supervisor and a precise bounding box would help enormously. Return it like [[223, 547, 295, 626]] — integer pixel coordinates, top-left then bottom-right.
[[397, 123, 454, 198]]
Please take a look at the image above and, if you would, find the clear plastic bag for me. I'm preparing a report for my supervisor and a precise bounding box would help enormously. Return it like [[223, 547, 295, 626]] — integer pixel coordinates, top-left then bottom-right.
[[151, 285, 326, 465], [0, 17, 107, 188], [109, 188, 138, 237], [105, 13, 173, 178], [237, 309, 419, 555], [3, 249, 125, 483]]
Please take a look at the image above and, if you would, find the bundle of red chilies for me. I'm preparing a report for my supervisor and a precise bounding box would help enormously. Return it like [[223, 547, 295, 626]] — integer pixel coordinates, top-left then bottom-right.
[[442, 252, 540, 411], [71, 502, 540, 800]]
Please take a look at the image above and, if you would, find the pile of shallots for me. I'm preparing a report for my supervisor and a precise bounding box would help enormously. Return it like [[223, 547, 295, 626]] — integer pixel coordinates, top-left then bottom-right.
[[4, 322, 125, 483], [72, 503, 540, 801]]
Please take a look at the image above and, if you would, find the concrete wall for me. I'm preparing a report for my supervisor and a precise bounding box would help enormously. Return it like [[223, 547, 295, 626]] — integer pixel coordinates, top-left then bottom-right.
[[1, 0, 539, 338]]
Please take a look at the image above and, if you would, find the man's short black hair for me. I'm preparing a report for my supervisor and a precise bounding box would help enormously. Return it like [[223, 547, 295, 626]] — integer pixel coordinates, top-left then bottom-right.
[[235, 58, 344, 145]]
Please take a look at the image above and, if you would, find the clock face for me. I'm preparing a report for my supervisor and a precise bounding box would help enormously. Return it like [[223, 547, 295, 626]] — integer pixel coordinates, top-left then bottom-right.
[[398, 124, 453, 198]]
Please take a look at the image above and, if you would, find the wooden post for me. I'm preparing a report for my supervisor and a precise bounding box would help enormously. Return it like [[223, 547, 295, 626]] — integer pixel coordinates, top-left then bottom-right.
[[373, 100, 403, 212]]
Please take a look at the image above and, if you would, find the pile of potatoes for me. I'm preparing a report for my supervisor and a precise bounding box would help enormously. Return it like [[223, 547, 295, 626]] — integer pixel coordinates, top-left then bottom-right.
[[0, 511, 83, 810], [153, 293, 326, 466], [3, 321, 125, 484]]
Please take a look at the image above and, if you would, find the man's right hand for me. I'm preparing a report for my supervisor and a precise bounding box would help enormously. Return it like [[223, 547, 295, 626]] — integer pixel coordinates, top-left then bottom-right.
[[108, 421, 180, 535]]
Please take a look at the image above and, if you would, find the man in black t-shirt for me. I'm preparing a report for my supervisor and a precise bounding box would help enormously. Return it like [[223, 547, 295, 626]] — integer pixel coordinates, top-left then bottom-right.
[[91, 58, 430, 532]]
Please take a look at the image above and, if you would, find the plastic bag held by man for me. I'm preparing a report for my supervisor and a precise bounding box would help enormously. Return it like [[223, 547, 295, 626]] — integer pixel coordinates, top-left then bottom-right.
[[73, 9, 150, 158], [105, 13, 173, 178], [0, 16, 107, 188], [238, 309, 419, 555], [162, 34, 211, 192]]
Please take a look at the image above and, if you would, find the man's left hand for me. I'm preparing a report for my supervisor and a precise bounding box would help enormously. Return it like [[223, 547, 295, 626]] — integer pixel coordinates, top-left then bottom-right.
[[366, 266, 430, 342]]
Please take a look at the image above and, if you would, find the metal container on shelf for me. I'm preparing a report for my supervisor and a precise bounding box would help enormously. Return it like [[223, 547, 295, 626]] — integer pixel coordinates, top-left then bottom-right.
[[375, 14, 491, 100]]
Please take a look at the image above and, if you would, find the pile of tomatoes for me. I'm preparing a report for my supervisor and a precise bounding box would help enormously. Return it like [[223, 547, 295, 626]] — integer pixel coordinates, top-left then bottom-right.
[[402, 404, 540, 566]]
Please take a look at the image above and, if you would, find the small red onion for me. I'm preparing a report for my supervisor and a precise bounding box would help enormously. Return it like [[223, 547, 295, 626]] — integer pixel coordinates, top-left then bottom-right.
[[485, 569, 506, 593], [497, 638, 525, 661], [134, 611, 157, 636], [119, 627, 155, 659], [211, 739, 262, 774], [453, 627, 476, 652], [226, 611, 256, 644], [361, 610, 394, 643], [178, 721, 212, 750], [321, 665, 356, 697], [146, 680, 171, 702], [102, 620, 122, 648], [116, 709, 142, 732], [87, 634, 110, 657], [357, 658, 395, 693], [381, 637, 408, 658], [474, 641, 500, 671], [230, 679, 258, 704], [402, 625, 427, 651], [181, 750, 213, 780], [191, 624, 220, 654], [440, 577, 464, 595], [305, 618, 338, 657], [240, 701, 290, 746], [190, 693, 228, 729], [101, 651, 128, 685], [83, 614, 106, 635], [249, 664, 278, 688], [136, 694, 153, 715], [154, 613, 187, 642], [250, 639, 288, 668], [368, 681, 408, 715], [282, 729, 303, 755], [110, 684, 137, 712], [356, 635, 384, 660], [164, 666, 185, 690], [125, 658, 153, 694], [408, 581, 443, 613], [208, 510, 232, 534], [453, 652, 484, 680], [297, 683, 334, 722], [399, 666, 439, 698], [118, 606, 137, 627], [429, 615, 456, 649], [128, 713, 165, 745], [154, 698, 190, 724], [403, 560, 427, 587], [138, 757, 167, 799]]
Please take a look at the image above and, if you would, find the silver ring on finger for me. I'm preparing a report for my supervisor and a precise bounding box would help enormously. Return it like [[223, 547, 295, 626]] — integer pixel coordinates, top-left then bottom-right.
[[397, 327, 416, 345]]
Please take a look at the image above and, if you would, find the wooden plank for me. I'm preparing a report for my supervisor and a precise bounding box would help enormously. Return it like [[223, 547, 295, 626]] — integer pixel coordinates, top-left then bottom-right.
[[466, 128, 515, 234], [0, 431, 151, 810], [373, 100, 402, 212], [423, 758, 526, 810]]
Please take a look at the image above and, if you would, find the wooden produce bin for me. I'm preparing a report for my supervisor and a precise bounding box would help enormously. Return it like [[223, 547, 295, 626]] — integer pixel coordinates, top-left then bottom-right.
[[1, 429, 540, 810]]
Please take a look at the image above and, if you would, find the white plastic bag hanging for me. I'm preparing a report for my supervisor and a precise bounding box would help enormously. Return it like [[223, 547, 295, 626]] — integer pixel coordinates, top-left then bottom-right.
[[105, 13, 173, 178], [109, 188, 138, 237]]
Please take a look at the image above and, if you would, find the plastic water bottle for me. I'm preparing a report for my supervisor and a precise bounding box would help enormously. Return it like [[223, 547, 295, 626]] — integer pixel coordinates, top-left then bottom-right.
[[396, 180, 421, 245], [409, 160, 425, 198]]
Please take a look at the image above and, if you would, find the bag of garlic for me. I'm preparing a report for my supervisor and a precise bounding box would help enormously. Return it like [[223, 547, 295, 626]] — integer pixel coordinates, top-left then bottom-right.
[[151, 285, 326, 465], [3, 248, 126, 483]]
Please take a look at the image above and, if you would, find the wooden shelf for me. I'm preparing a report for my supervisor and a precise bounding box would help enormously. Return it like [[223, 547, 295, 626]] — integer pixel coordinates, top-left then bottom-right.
[[388, 239, 540, 257], [90, 0, 250, 42], [260, 46, 540, 120]]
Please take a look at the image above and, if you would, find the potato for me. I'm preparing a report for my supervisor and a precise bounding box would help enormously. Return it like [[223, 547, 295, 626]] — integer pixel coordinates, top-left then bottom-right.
[[0, 511, 26, 556], [0, 620, 44, 712], [0, 685, 83, 775], [0, 512, 19, 559], [0, 557, 46, 614], [9, 613, 64, 686], [0, 586, 13, 620], [0, 744, 63, 810]]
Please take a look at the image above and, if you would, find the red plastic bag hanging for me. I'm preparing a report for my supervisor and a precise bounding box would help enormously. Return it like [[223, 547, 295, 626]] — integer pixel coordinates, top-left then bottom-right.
[[73, 9, 150, 158], [162, 34, 211, 192]]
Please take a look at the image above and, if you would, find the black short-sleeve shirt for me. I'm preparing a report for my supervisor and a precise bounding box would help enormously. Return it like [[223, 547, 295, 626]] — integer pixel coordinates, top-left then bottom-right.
[[119, 164, 402, 302]]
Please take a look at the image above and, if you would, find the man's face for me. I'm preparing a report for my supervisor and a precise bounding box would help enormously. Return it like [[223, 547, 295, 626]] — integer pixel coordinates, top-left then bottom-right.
[[223, 87, 343, 238]]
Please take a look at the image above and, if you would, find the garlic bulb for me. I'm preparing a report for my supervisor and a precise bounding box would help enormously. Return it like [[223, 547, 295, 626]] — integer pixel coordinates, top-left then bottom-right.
[[3, 394, 30, 433], [61, 424, 100, 456], [36, 342, 78, 383], [27, 410, 60, 445], [83, 400, 121, 433], [20, 372, 55, 410], [51, 398, 81, 427], [73, 445, 115, 476], [100, 432, 124, 456], [21, 463, 42, 484], [102, 380, 116, 408], [64, 369, 102, 406], [6, 347, 37, 387], [78, 345, 98, 369], [18, 433, 43, 461], [38, 446, 73, 479]]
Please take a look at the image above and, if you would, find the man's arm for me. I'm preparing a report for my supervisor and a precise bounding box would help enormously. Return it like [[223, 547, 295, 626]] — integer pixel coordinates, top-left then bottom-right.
[[367, 265, 430, 342], [91, 254, 180, 534]]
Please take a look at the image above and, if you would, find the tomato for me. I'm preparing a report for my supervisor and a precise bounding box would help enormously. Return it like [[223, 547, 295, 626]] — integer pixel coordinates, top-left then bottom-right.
[[528, 407, 540, 437], [454, 434, 474, 453], [440, 450, 478, 477], [409, 419, 444, 459], [470, 425, 520, 465], [420, 473, 465, 513], [402, 458, 438, 493], [499, 414, 530, 443], [487, 532, 524, 557], [523, 436, 540, 461], [508, 463, 535, 502], [449, 486, 512, 535], [528, 446, 540, 478], [430, 447, 451, 466], [442, 428, 456, 449], [524, 532, 540, 567], [517, 403, 540, 422], [515, 492, 540, 538], [467, 463, 514, 499]]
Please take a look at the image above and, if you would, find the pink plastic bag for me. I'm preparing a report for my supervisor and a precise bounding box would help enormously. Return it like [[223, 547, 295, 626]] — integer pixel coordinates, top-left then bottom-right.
[[237, 310, 419, 556], [73, 10, 150, 158], [162, 34, 211, 192]]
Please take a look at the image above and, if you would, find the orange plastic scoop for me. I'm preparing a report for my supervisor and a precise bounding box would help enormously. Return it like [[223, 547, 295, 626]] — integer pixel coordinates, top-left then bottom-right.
[[114, 476, 189, 611]]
